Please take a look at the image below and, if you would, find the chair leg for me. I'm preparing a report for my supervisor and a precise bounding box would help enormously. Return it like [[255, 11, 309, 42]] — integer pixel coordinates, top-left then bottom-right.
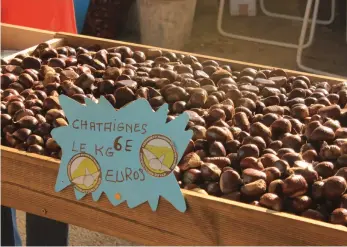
[[296, 0, 347, 79], [217, 0, 316, 49], [259, 0, 335, 25]]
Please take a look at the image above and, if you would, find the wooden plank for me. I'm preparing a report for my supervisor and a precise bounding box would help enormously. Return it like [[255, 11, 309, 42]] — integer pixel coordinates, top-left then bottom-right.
[[1, 24, 55, 51], [55, 32, 347, 83], [2, 38, 63, 61], [2, 146, 347, 246]]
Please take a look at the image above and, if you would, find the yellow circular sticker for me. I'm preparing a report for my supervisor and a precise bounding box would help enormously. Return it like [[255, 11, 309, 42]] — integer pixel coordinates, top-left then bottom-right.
[[139, 134, 178, 177], [67, 153, 101, 193]]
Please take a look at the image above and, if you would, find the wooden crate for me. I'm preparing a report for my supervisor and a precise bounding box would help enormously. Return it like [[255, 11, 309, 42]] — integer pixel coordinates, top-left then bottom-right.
[[2, 32, 347, 246]]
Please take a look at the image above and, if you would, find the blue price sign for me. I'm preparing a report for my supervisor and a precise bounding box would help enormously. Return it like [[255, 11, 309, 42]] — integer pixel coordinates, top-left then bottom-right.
[[52, 95, 192, 212]]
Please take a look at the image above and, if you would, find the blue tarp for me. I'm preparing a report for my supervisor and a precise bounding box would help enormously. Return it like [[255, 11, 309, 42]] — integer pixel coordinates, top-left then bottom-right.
[[73, 0, 90, 33]]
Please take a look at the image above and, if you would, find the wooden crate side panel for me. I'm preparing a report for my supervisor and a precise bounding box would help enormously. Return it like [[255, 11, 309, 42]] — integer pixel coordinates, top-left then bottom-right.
[[1, 24, 55, 51], [2, 38, 64, 61], [2, 147, 347, 246], [55, 32, 346, 84]]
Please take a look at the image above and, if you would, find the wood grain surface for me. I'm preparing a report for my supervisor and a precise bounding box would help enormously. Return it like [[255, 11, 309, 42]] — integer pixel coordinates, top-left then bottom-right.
[[2, 146, 347, 246], [1, 38, 62, 61], [1, 24, 55, 51]]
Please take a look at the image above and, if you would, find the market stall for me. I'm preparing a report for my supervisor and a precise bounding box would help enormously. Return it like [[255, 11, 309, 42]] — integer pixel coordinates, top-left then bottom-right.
[[1, 24, 347, 246]]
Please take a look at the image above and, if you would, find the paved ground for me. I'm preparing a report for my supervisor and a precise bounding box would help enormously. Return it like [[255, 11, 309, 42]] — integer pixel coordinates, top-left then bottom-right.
[[15, 211, 133, 246], [12, 0, 347, 246]]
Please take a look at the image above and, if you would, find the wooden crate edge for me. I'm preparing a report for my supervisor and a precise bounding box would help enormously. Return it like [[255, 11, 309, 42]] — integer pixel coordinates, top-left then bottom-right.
[[1, 24, 56, 52], [2, 145, 347, 235], [2, 38, 63, 61], [1, 23, 55, 35]]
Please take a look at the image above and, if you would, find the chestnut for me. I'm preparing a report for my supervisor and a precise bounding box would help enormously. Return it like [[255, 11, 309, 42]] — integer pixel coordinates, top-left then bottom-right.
[[259, 193, 283, 211], [250, 122, 272, 139], [240, 179, 267, 197], [291, 195, 312, 213], [323, 176, 347, 200], [15, 116, 38, 129], [206, 126, 233, 143], [1, 114, 12, 126], [273, 160, 290, 177], [45, 138, 60, 152], [203, 157, 231, 169], [310, 126, 335, 141], [182, 169, 202, 185], [314, 161, 334, 178], [200, 163, 221, 181], [271, 119, 292, 136], [179, 152, 202, 171], [242, 168, 266, 184], [237, 144, 259, 160], [282, 175, 308, 198], [330, 208, 347, 226], [240, 157, 264, 171], [27, 144, 44, 154], [259, 153, 279, 168], [219, 169, 242, 194], [26, 134, 44, 146], [45, 109, 65, 123], [335, 167, 347, 181], [7, 101, 25, 115], [206, 182, 222, 196], [209, 141, 226, 157], [264, 167, 281, 184], [234, 112, 250, 131], [12, 128, 31, 142], [301, 209, 326, 221]]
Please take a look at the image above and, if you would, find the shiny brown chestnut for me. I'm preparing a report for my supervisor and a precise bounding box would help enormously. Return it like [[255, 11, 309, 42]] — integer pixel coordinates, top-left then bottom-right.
[[240, 157, 264, 171], [200, 162, 222, 181], [242, 168, 266, 184], [330, 208, 347, 226], [314, 161, 335, 178], [182, 169, 202, 185], [264, 167, 281, 184], [219, 169, 242, 194], [291, 195, 312, 213], [301, 209, 326, 221], [27, 144, 44, 154], [26, 134, 44, 146], [203, 157, 231, 169], [259, 193, 283, 211], [240, 179, 267, 197], [237, 144, 260, 160], [282, 175, 308, 198], [323, 176, 347, 200], [209, 141, 226, 157], [179, 152, 203, 171]]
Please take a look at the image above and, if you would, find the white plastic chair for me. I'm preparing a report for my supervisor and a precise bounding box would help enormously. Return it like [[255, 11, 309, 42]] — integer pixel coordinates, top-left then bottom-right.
[[259, 0, 336, 26], [217, 0, 321, 49], [296, 0, 347, 79], [217, 0, 347, 79]]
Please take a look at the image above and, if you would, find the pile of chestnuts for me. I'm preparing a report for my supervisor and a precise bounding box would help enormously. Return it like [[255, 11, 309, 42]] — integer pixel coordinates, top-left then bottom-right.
[[1, 42, 347, 226]]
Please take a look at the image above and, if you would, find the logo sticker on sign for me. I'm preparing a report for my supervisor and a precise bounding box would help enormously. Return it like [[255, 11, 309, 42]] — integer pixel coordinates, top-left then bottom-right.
[[52, 95, 192, 212]]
